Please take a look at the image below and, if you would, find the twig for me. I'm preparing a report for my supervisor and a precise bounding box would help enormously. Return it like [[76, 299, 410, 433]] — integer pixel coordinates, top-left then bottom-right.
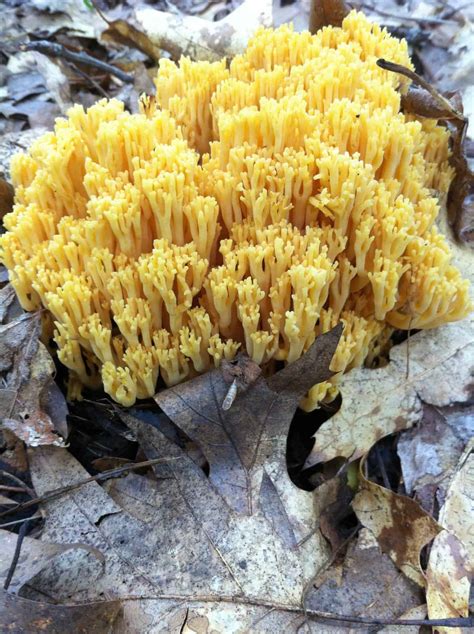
[[0, 457, 178, 520], [0, 514, 41, 530], [0, 485, 25, 493], [3, 518, 30, 590], [0, 471, 35, 498], [440, 2, 472, 21], [119, 593, 474, 628], [65, 60, 110, 99], [353, 3, 458, 25], [23, 41, 134, 84], [376, 59, 466, 122]]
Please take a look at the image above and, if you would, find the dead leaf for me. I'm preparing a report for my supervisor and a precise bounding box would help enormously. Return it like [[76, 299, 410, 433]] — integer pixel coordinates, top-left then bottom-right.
[[352, 462, 442, 587], [0, 176, 14, 221], [447, 117, 474, 241], [154, 325, 341, 515], [134, 0, 272, 61], [100, 19, 162, 63], [0, 592, 121, 634], [379, 604, 428, 634], [6, 51, 72, 114], [401, 86, 463, 120], [397, 403, 473, 514], [0, 284, 23, 324], [0, 528, 104, 594], [309, 528, 423, 622], [318, 477, 355, 553], [426, 441, 474, 631], [1, 525, 119, 633], [309, 0, 350, 34], [0, 310, 67, 447]]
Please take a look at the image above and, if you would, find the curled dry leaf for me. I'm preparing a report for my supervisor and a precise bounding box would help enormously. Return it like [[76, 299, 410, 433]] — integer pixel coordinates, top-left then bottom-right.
[[0, 298, 67, 447], [0, 529, 119, 633], [0, 177, 14, 221], [426, 441, 474, 631], [96, 5, 162, 64], [0, 592, 121, 634], [134, 0, 272, 62], [309, 0, 350, 34], [352, 461, 442, 587], [0, 528, 104, 594]]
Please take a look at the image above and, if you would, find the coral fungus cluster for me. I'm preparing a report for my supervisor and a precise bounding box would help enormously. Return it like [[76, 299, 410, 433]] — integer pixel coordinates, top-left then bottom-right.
[[1, 11, 471, 408]]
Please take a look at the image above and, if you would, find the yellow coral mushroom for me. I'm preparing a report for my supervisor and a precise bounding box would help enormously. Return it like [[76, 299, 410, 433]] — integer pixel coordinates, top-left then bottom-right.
[[1, 11, 471, 410]]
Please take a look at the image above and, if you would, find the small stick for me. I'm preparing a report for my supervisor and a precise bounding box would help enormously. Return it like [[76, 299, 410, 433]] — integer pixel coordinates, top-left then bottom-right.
[[376, 58, 466, 122], [0, 457, 178, 520], [120, 593, 474, 628], [0, 485, 26, 493], [65, 60, 111, 99], [354, 3, 458, 26], [23, 41, 134, 84], [0, 471, 35, 498], [0, 514, 41, 530], [3, 519, 30, 590]]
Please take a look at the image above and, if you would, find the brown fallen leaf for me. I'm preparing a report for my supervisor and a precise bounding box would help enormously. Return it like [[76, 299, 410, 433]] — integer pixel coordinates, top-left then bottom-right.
[[318, 476, 355, 554], [426, 441, 474, 632], [0, 306, 67, 447], [309, 528, 423, 623], [0, 592, 121, 634], [352, 460, 442, 587], [95, 5, 162, 63], [0, 177, 14, 221], [397, 403, 473, 515], [1, 526, 121, 633], [309, 0, 350, 34], [154, 325, 342, 515], [0, 528, 105, 594]]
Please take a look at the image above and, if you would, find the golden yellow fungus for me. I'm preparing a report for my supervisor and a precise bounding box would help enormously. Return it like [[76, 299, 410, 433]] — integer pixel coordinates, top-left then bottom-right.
[[1, 11, 471, 409]]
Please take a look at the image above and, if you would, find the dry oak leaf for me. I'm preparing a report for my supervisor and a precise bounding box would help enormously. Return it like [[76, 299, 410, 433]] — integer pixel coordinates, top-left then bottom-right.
[[426, 440, 474, 632], [0, 529, 120, 633], [0, 305, 67, 447], [26, 328, 352, 632], [352, 462, 442, 587], [309, 527, 423, 623], [0, 593, 121, 634]]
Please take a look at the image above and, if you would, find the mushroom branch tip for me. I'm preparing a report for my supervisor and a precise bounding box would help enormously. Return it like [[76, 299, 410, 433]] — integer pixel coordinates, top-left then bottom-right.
[[1, 10, 471, 410]]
